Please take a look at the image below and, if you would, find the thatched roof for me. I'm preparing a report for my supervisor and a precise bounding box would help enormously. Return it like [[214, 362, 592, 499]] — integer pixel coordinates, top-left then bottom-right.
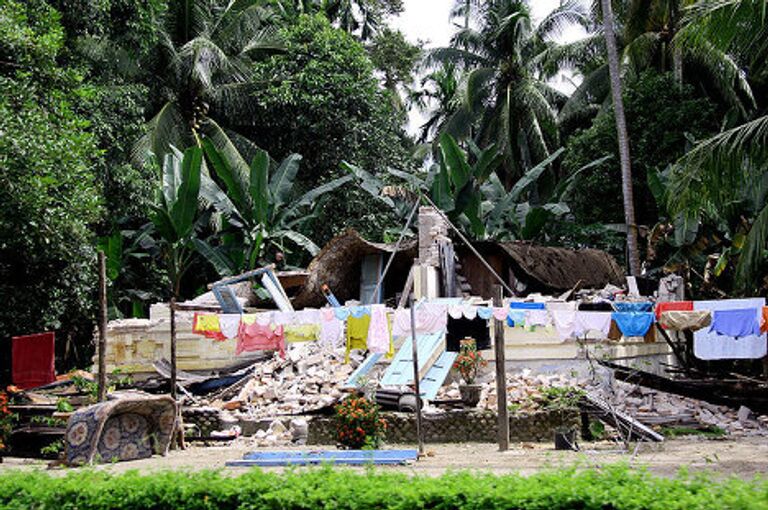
[[292, 229, 416, 308], [497, 242, 625, 291]]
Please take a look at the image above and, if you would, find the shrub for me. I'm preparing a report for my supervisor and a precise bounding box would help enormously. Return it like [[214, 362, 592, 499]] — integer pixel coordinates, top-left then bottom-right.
[[334, 396, 387, 449]]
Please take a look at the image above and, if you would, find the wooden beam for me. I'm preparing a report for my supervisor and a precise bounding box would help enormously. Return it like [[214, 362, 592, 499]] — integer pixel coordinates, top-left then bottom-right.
[[409, 296, 424, 455], [97, 251, 108, 402], [493, 285, 509, 451]]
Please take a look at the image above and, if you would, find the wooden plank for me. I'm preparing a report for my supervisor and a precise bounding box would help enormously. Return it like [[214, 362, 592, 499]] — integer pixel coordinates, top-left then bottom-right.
[[344, 353, 383, 388], [419, 351, 457, 400], [580, 393, 664, 442], [493, 285, 509, 451], [380, 331, 444, 386]]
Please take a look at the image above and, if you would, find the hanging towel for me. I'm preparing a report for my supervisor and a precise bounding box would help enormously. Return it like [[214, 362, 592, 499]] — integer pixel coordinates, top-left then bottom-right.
[[12, 332, 56, 390], [613, 302, 653, 313], [575, 311, 612, 336], [551, 310, 578, 340], [492, 307, 508, 321], [446, 316, 491, 352], [296, 309, 321, 325], [448, 305, 464, 319], [367, 305, 392, 355], [192, 313, 226, 341], [350, 306, 371, 319], [612, 312, 654, 337], [284, 324, 320, 343], [320, 317, 344, 351], [506, 310, 526, 328], [693, 299, 767, 360], [655, 301, 693, 321], [392, 304, 447, 337], [462, 305, 478, 320], [320, 307, 335, 322], [345, 314, 371, 363], [526, 309, 551, 327], [218, 314, 241, 339], [272, 311, 294, 326], [237, 323, 285, 358], [509, 302, 546, 310], [762, 307, 768, 334], [709, 308, 761, 338], [334, 307, 351, 321], [545, 301, 577, 313], [659, 310, 711, 332], [477, 307, 494, 320]]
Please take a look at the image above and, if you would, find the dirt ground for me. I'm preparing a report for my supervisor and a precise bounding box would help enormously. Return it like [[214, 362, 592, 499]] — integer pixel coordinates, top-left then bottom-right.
[[2, 436, 767, 479]]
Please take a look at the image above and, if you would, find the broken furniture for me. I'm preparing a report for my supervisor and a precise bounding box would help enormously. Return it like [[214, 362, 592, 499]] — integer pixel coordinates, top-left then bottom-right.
[[65, 391, 177, 465]]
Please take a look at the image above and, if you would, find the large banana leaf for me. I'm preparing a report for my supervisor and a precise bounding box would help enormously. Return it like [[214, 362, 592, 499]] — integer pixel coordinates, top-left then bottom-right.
[[193, 238, 237, 277], [274, 229, 321, 256], [269, 153, 302, 209], [439, 133, 472, 190], [341, 161, 393, 206], [283, 175, 354, 220], [161, 151, 183, 207], [170, 147, 203, 239], [250, 149, 270, 225], [150, 205, 179, 244], [202, 138, 247, 212], [199, 171, 244, 228], [508, 147, 564, 202], [430, 165, 455, 212]]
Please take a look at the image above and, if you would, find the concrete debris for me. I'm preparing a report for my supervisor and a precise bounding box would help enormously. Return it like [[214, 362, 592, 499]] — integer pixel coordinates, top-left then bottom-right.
[[212, 341, 360, 421], [435, 369, 768, 437]]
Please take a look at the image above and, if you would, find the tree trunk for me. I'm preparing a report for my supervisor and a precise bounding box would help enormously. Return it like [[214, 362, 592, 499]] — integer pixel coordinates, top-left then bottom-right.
[[600, 0, 641, 276], [672, 46, 683, 89]]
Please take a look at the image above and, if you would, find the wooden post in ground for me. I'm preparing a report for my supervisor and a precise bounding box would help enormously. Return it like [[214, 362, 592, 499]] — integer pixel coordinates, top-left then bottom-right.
[[409, 295, 424, 455], [170, 297, 177, 400], [493, 284, 509, 451], [97, 251, 108, 402]]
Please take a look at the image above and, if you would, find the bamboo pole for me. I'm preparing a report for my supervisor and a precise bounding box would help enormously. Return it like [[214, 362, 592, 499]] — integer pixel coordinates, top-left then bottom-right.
[[409, 295, 424, 455], [97, 251, 108, 402], [170, 297, 177, 400], [493, 285, 509, 451]]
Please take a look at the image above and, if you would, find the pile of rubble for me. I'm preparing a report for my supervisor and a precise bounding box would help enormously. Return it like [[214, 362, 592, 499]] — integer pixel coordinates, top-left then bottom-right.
[[214, 341, 360, 420], [435, 369, 768, 437]]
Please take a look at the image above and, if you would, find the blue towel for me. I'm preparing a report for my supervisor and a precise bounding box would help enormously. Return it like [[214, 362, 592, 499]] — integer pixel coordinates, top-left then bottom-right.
[[506, 310, 526, 327], [334, 307, 350, 320], [509, 302, 546, 310], [612, 312, 655, 337], [613, 302, 653, 313], [477, 307, 493, 320], [349, 306, 371, 318], [710, 308, 761, 338]]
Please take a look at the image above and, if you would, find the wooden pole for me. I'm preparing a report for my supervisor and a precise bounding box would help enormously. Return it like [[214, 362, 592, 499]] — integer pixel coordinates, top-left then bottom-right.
[[170, 297, 177, 400], [97, 251, 108, 402], [493, 285, 509, 451], [409, 295, 424, 455]]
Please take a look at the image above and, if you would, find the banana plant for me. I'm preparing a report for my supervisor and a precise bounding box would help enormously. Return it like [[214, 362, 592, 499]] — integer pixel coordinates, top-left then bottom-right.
[[196, 139, 353, 276], [150, 146, 204, 298]]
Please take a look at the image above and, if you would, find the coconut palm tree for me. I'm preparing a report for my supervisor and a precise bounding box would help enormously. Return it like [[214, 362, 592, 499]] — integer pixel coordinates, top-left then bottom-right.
[[667, 0, 768, 291], [553, 0, 756, 128], [133, 0, 284, 164], [600, 0, 641, 275], [425, 0, 588, 186]]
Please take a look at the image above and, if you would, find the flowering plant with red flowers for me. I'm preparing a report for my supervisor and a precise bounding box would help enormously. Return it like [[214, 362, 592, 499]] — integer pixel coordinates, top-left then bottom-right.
[[0, 391, 16, 452], [334, 396, 387, 449], [452, 338, 487, 384]]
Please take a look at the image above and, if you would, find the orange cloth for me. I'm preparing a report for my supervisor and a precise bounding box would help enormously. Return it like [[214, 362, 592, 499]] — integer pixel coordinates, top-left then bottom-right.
[[655, 301, 693, 325], [761, 307, 768, 333]]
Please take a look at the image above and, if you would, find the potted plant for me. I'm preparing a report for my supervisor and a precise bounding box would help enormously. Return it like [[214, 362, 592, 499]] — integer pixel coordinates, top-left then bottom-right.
[[334, 396, 387, 449], [538, 386, 584, 450], [453, 338, 487, 407]]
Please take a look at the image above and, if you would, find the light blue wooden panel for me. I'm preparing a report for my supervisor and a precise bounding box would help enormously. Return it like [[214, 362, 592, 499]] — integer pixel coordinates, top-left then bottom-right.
[[344, 352, 383, 388], [419, 350, 457, 400], [380, 331, 444, 386]]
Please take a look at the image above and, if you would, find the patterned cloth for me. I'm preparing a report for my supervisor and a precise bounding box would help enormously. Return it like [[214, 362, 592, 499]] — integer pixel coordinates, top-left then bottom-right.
[[65, 392, 177, 466], [659, 310, 712, 332]]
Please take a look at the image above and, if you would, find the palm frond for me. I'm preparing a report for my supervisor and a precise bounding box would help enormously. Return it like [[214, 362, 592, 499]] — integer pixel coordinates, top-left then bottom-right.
[[133, 101, 189, 165], [535, 0, 590, 41]]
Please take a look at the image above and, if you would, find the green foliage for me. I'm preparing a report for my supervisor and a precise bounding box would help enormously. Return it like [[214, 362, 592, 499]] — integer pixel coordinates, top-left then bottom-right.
[[197, 141, 351, 274], [563, 72, 718, 225], [369, 27, 421, 93], [661, 426, 727, 439], [243, 14, 410, 244], [0, 0, 102, 369], [0, 465, 767, 508]]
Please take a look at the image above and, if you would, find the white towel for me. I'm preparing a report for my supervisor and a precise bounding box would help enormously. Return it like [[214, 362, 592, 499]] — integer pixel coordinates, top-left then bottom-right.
[[693, 299, 767, 360], [575, 311, 612, 337]]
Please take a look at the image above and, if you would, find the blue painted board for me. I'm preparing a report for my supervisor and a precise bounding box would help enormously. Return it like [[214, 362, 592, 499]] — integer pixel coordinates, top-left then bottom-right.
[[419, 350, 457, 400], [344, 352, 383, 388], [226, 449, 418, 467], [380, 331, 444, 386]]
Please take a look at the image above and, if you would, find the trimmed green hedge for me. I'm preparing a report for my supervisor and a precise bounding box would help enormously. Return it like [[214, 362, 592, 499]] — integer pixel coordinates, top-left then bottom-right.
[[0, 465, 765, 509]]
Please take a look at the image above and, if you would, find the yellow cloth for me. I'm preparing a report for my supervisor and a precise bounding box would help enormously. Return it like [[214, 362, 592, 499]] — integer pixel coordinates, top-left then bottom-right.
[[241, 314, 258, 325], [284, 324, 320, 343], [345, 315, 370, 363], [194, 314, 221, 332]]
